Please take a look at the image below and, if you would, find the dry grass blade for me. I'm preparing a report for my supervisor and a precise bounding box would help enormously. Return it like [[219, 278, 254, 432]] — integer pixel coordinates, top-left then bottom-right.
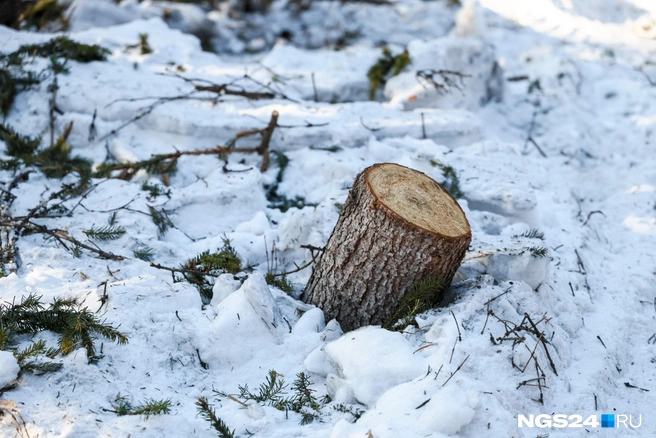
[[0, 400, 31, 438]]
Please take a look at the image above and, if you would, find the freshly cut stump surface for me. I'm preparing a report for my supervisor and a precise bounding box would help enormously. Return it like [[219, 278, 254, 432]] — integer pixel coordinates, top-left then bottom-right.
[[303, 162, 471, 332]]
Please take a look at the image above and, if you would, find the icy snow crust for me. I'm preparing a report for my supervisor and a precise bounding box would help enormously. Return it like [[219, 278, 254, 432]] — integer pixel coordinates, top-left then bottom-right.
[[1, 0, 656, 436]]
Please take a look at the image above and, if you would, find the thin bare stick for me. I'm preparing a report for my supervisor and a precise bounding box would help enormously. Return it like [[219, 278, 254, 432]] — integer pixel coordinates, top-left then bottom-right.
[[149, 262, 222, 278], [442, 354, 470, 387], [582, 210, 605, 226], [311, 72, 318, 102], [2, 219, 125, 260], [524, 313, 558, 375], [450, 310, 462, 341], [449, 337, 457, 364]]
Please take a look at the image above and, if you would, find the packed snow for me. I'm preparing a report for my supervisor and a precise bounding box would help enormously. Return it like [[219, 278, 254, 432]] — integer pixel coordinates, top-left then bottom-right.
[[1, 0, 655, 437]]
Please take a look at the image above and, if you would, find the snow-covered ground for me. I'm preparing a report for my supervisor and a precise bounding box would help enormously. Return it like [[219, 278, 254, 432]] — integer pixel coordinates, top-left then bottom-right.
[[1, 0, 655, 436]]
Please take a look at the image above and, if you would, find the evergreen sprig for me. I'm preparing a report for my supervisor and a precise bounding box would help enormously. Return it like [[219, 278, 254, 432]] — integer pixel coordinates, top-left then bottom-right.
[[109, 394, 172, 419], [265, 272, 294, 293], [12, 37, 110, 64], [196, 397, 235, 438], [219, 370, 323, 425], [367, 47, 411, 100], [177, 239, 242, 303], [83, 225, 126, 241], [525, 246, 548, 258], [513, 229, 545, 240], [333, 403, 365, 422], [0, 36, 110, 117], [133, 246, 155, 262], [148, 205, 173, 237], [0, 122, 93, 186], [430, 159, 464, 199], [0, 294, 128, 357], [12, 339, 62, 374], [385, 276, 445, 330]]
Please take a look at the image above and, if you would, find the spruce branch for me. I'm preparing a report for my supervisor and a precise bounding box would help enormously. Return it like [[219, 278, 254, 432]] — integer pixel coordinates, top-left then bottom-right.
[[513, 229, 545, 240], [152, 239, 243, 303], [196, 397, 235, 438], [133, 246, 155, 262], [13, 339, 62, 375], [217, 370, 324, 425], [97, 110, 280, 181], [0, 294, 128, 357], [0, 218, 126, 260], [82, 225, 126, 241], [430, 160, 464, 199], [148, 205, 173, 237], [105, 394, 172, 419], [385, 276, 445, 330]]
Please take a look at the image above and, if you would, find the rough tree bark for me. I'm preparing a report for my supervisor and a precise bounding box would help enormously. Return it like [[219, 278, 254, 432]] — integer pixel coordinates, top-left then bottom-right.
[[302, 163, 471, 332]]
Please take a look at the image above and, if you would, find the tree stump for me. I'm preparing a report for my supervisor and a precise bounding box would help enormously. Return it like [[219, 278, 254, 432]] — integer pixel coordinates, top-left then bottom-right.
[[303, 163, 471, 332]]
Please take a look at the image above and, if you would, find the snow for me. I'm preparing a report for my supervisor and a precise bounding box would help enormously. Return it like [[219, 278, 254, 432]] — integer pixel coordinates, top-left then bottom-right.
[[0, 351, 20, 389], [2, 0, 656, 436], [323, 326, 426, 406]]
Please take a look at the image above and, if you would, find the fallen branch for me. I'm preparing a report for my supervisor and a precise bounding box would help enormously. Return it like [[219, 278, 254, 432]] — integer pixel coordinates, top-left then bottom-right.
[[1, 219, 125, 261], [98, 111, 280, 181], [416, 69, 470, 95]]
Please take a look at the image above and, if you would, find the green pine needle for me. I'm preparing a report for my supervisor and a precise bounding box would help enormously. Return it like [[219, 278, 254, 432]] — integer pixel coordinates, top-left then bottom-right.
[[0, 294, 128, 358], [430, 160, 464, 199], [196, 397, 235, 438], [148, 205, 173, 237], [385, 275, 445, 330], [265, 272, 294, 293], [513, 229, 545, 240], [527, 246, 549, 258], [132, 398, 172, 419], [178, 240, 242, 303], [133, 246, 155, 262], [109, 394, 171, 419], [83, 225, 126, 241], [367, 47, 411, 100], [218, 370, 323, 425], [13, 339, 63, 375]]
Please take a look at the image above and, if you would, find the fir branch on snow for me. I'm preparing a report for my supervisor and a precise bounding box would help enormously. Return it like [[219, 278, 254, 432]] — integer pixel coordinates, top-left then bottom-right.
[[0, 122, 93, 187], [105, 394, 172, 419], [216, 370, 323, 425], [13, 339, 62, 375], [384, 275, 444, 330], [148, 205, 173, 237], [196, 397, 235, 438], [125, 33, 153, 56], [0, 36, 110, 117], [513, 229, 545, 240], [0, 293, 128, 357], [96, 110, 280, 183], [430, 159, 464, 199], [150, 238, 243, 303], [0, 218, 126, 260], [82, 225, 126, 241], [520, 246, 549, 258], [333, 403, 364, 422], [367, 47, 411, 100], [132, 245, 155, 262]]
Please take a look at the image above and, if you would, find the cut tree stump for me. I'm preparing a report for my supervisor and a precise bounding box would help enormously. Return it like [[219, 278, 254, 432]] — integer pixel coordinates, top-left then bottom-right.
[[302, 163, 471, 332]]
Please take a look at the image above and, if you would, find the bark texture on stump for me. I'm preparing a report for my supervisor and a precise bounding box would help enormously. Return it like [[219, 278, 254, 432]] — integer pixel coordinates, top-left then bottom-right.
[[303, 163, 471, 332]]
